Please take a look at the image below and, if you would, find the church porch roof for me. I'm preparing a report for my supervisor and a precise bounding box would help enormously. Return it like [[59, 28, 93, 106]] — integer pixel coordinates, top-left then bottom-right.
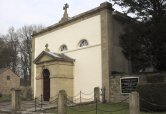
[[33, 51, 75, 64]]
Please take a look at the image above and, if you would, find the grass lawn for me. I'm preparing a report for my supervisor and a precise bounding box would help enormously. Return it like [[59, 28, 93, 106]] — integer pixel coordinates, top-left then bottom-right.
[[46, 103, 166, 114]]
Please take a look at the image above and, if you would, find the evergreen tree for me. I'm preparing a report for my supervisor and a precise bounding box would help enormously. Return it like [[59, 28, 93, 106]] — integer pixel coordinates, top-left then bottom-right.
[[112, 0, 166, 72]]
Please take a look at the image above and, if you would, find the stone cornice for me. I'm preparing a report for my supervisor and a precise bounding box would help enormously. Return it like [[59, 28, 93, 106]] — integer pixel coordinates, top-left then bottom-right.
[[36, 76, 74, 80]]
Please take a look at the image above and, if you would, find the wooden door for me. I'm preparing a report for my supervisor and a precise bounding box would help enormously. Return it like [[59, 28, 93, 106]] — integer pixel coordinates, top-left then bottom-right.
[[43, 69, 50, 101]]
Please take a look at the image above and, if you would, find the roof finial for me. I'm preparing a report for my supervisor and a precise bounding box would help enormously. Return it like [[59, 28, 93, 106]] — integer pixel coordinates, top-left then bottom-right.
[[59, 3, 70, 23], [45, 43, 50, 52]]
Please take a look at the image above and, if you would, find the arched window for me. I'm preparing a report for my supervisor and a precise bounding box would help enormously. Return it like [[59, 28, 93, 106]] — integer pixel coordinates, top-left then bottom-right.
[[59, 44, 68, 51], [78, 39, 89, 47]]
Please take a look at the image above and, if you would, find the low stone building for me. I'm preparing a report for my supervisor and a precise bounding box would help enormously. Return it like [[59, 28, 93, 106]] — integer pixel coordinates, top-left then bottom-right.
[[0, 68, 20, 95]]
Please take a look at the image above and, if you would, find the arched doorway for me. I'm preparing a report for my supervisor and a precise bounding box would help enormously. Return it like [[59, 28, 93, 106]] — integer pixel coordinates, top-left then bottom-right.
[[43, 69, 50, 101]]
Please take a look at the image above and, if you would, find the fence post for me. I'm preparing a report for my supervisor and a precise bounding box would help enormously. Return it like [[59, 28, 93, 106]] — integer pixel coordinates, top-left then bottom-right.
[[11, 88, 21, 111], [58, 90, 67, 114], [95, 99, 98, 114], [101, 86, 106, 103], [94, 87, 100, 102], [41, 94, 43, 109], [80, 91, 82, 103], [35, 97, 37, 112], [129, 92, 140, 114]]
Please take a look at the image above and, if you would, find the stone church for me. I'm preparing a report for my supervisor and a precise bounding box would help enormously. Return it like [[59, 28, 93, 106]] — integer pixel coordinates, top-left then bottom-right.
[[31, 2, 130, 102]]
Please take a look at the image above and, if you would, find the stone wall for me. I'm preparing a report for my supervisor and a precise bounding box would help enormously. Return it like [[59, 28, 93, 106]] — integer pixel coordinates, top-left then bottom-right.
[[20, 86, 33, 100], [109, 73, 166, 102], [0, 69, 20, 95]]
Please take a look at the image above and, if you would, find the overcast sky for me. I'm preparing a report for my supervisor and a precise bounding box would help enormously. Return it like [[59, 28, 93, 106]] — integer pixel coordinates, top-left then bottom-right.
[[0, 0, 122, 34]]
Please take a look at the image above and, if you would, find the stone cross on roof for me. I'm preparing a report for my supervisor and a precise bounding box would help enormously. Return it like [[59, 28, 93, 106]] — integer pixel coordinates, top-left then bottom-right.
[[59, 3, 69, 23], [63, 3, 69, 11]]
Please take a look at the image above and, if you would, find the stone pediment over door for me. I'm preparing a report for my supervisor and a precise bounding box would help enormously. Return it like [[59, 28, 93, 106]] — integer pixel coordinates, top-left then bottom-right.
[[34, 51, 75, 100], [33, 51, 75, 64]]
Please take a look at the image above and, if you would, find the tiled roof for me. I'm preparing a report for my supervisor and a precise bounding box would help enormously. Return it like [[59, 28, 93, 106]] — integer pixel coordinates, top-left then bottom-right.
[[0, 68, 9, 74]]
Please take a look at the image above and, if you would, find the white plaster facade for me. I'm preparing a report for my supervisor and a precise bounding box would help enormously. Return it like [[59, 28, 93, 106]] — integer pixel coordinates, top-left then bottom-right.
[[34, 15, 102, 97]]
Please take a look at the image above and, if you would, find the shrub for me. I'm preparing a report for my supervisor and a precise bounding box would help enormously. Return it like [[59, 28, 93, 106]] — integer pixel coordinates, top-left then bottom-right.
[[0, 93, 2, 97], [137, 83, 166, 112], [20, 86, 33, 100], [146, 74, 165, 83]]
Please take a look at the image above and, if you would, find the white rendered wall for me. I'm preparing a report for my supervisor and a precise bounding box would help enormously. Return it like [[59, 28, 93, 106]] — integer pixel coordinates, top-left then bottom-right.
[[65, 45, 102, 101], [34, 15, 102, 98]]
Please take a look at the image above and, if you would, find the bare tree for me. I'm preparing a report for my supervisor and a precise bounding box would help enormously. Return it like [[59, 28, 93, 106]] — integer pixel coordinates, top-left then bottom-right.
[[17, 25, 44, 86], [0, 25, 43, 86], [0, 37, 12, 68], [1, 27, 19, 74], [8, 27, 19, 73]]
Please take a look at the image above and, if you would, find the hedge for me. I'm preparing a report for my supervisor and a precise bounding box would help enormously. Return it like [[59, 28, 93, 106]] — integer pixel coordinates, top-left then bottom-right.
[[146, 74, 165, 83], [137, 83, 166, 112]]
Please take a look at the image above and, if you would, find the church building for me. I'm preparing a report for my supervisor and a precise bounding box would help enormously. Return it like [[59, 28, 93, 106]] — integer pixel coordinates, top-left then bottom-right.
[[31, 2, 130, 102]]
